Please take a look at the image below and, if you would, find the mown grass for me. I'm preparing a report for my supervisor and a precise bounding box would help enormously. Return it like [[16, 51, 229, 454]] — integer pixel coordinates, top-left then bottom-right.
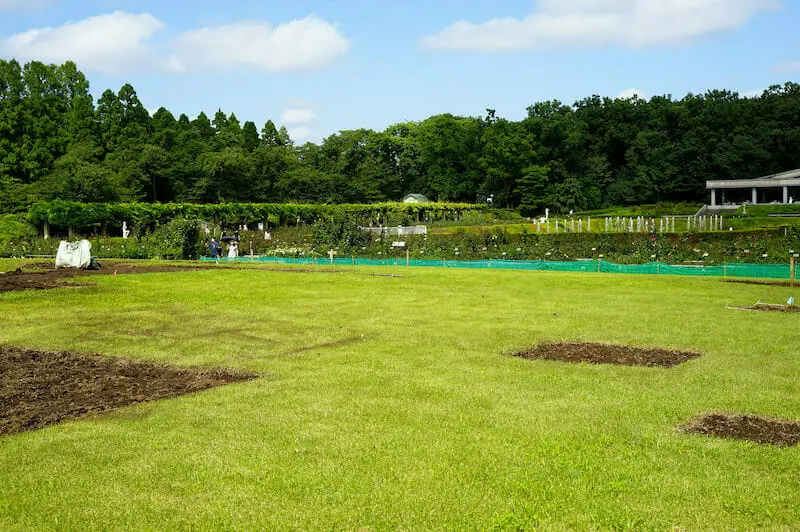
[[0, 262, 798, 529]]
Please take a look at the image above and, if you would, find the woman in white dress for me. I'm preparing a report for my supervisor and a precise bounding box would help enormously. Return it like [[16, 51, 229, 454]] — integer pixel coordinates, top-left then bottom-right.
[[227, 241, 238, 258]]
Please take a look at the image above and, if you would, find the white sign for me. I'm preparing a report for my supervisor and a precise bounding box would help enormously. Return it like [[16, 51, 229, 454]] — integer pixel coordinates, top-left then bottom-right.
[[392, 242, 406, 247]]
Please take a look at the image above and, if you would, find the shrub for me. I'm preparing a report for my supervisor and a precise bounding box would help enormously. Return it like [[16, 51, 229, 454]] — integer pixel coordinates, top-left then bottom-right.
[[149, 219, 203, 260]]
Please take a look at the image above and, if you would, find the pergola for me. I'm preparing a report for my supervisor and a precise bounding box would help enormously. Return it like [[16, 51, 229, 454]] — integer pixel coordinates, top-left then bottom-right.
[[706, 168, 800, 206]]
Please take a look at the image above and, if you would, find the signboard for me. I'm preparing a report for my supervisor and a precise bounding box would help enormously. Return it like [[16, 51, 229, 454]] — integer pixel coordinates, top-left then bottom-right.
[[392, 242, 406, 247]]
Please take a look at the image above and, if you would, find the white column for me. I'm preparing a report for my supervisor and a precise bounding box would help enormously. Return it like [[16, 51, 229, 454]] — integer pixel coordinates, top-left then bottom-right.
[[784, 186, 789, 204], [711, 189, 717, 207], [752, 188, 758, 204]]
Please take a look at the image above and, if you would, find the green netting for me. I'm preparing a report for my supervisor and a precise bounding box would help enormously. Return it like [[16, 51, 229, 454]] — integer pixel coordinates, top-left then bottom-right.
[[201, 256, 794, 280]]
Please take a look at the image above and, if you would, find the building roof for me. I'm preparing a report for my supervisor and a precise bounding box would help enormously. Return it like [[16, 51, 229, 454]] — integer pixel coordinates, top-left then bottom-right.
[[706, 168, 800, 189], [403, 193, 430, 203]]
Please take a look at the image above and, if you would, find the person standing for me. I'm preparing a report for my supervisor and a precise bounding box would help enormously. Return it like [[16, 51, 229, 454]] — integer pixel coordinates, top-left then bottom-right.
[[228, 241, 238, 259], [209, 238, 220, 259]]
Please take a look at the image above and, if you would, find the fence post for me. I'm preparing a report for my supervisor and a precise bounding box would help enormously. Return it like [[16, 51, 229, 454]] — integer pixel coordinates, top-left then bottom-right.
[[723, 262, 727, 278]]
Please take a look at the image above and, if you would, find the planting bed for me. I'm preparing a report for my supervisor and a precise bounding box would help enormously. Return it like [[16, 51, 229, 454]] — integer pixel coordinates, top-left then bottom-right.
[[0, 345, 257, 436], [513, 341, 702, 368], [684, 413, 800, 446]]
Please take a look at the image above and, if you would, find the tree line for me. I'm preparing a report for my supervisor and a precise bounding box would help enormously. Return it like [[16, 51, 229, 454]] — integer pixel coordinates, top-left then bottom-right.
[[2, 59, 799, 215]]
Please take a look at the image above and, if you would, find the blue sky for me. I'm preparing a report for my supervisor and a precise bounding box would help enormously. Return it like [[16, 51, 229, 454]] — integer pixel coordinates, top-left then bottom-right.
[[1, 0, 798, 143]]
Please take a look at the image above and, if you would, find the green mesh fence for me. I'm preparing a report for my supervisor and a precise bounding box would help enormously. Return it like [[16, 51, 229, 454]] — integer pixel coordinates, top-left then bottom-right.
[[201, 256, 793, 279]]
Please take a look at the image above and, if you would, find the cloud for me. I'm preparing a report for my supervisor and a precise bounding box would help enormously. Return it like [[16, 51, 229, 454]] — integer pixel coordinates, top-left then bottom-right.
[[281, 108, 317, 124], [287, 126, 311, 143], [167, 16, 349, 73], [0, 11, 163, 74], [0, 0, 56, 11], [421, 0, 781, 51], [281, 107, 318, 142], [740, 88, 765, 98], [773, 60, 800, 72], [617, 88, 646, 100], [0, 12, 349, 75]]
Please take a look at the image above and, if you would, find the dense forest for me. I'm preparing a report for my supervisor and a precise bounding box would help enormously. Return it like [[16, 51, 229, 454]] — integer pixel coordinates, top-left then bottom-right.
[[1, 59, 799, 215]]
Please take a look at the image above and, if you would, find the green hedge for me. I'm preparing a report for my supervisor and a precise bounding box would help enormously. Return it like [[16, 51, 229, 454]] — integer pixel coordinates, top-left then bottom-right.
[[26, 201, 491, 233], [1, 219, 203, 260]]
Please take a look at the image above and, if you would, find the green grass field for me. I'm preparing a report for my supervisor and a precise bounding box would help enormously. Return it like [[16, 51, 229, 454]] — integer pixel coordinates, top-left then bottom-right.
[[1, 261, 798, 529]]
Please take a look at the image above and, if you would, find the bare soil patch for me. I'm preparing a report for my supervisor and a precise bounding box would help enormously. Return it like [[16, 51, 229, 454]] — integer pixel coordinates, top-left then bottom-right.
[[0, 262, 351, 293], [749, 303, 800, 313], [513, 341, 702, 368], [0, 262, 206, 293], [683, 413, 800, 446], [727, 302, 800, 313], [0, 345, 258, 436], [723, 279, 798, 288]]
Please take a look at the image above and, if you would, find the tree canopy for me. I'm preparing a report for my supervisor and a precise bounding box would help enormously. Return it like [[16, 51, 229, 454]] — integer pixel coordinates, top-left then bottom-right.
[[2, 59, 799, 214]]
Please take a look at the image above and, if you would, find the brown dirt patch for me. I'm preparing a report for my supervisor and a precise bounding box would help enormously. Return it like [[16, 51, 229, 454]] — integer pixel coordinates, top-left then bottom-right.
[[0, 262, 350, 293], [727, 302, 800, 313], [0, 345, 258, 436], [513, 341, 702, 368], [0, 262, 206, 293], [683, 413, 800, 446], [748, 303, 800, 313], [723, 279, 798, 288]]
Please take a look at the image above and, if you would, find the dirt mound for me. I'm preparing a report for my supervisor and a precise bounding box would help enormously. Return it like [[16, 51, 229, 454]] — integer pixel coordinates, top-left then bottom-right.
[[0, 345, 258, 436], [0, 262, 205, 293], [513, 341, 702, 368], [683, 413, 800, 446]]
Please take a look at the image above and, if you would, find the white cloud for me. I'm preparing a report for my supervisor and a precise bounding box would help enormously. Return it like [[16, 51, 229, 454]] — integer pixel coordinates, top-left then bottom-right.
[[281, 107, 318, 142], [287, 126, 311, 143], [167, 16, 349, 73], [773, 60, 800, 72], [0, 11, 163, 74], [421, 0, 781, 51], [0, 0, 55, 11], [740, 88, 765, 98], [281, 108, 317, 124], [617, 88, 646, 100], [0, 12, 349, 75]]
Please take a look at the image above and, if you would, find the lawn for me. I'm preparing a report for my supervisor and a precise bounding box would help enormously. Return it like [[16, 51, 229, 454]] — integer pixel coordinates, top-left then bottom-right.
[[1, 262, 798, 529]]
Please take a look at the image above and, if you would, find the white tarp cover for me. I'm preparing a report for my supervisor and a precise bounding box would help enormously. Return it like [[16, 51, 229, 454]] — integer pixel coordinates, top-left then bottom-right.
[[55, 240, 92, 269]]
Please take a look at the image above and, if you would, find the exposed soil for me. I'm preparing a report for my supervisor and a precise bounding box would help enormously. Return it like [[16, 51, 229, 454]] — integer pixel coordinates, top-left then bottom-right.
[[727, 302, 800, 313], [0, 262, 349, 293], [724, 279, 798, 288], [683, 413, 800, 447], [513, 341, 703, 368], [0, 345, 258, 436], [748, 303, 800, 313], [0, 262, 207, 293]]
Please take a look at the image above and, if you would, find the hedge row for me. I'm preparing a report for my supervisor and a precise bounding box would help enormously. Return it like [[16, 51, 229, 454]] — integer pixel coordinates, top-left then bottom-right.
[[26, 201, 492, 232]]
